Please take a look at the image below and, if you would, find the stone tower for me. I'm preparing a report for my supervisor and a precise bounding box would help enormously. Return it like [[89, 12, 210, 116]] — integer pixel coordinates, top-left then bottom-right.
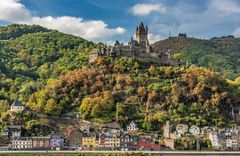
[[163, 121, 171, 138], [136, 21, 148, 46]]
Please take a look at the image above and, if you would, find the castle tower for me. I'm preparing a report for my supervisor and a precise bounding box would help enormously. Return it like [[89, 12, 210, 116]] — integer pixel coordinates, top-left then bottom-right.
[[136, 21, 148, 46]]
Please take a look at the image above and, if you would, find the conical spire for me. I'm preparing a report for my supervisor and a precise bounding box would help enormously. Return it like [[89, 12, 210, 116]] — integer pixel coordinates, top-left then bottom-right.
[[139, 21, 145, 30]]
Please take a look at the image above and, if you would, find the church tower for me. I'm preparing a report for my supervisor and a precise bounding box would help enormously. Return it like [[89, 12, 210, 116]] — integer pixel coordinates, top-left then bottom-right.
[[136, 21, 148, 46]]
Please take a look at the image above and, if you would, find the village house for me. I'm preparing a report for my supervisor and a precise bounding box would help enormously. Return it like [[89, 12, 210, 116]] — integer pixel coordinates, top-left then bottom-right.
[[231, 132, 239, 150], [225, 130, 232, 150], [82, 132, 98, 150], [209, 131, 219, 150], [31, 136, 51, 150], [120, 133, 138, 151], [2, 125, 22, 139], [218, 131, 226, 150], [98, 130, 121, 150], [176, 124, 188, 136], [237, 130, 240, 149], [50, 134, 64, 150], [189, 125, 200, 135], [216, 130, 240, 151], [10, 137, 32, 150], [201, 126, 214, 138], [137, 140, 161, 151], [127, 121, 139, 132], [64, 127, 83, 149], [10, 99, 25, 112]]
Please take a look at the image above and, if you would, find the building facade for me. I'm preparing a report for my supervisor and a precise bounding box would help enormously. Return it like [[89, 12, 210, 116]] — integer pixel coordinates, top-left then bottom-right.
[[120, 133, 138, 151], [82, 133, 98, 150], [10, 138, 32, 150], [2, 125, 22, 139], [176, 124, 188, 135], [127, 121, 139, 132], [98, 131, 121, 150], [31, 136, 51, 150], [189, 125, 200, 135], [50, 135, 64, 150]]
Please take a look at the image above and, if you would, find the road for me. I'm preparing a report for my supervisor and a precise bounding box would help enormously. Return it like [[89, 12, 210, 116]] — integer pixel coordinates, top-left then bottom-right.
[[0, 151, 240, 155]]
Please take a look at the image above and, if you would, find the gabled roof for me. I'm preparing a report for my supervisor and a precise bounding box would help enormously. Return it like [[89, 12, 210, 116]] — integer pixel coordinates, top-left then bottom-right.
[[4, 125, 22, 131], [11, 99, 24, 107]]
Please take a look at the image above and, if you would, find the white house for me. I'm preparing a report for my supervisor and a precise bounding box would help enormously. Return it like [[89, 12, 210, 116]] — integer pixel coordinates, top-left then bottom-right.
[[209, 131, 219, 150], [225, 130, 232, 149], [2, 125, 22, 138], [189, 125, 200, 135], [10, 99, 25, 112], [127, 121, 139, 132], [176, 124, 188, 135], [10, 138, 32, 150]]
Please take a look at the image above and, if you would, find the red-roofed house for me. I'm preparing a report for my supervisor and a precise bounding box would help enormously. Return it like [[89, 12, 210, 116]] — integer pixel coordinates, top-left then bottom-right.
[[137, 140, 161, 151]]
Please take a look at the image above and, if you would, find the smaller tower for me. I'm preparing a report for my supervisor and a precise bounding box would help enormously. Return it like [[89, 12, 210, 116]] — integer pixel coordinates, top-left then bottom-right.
[[145, 39, 151, 53], [163, 121, 171, 138]]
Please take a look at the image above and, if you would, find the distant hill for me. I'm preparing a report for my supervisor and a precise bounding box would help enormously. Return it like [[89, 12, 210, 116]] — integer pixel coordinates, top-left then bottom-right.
[[0, 24, 49, 40], [152, 36, 240, 80]]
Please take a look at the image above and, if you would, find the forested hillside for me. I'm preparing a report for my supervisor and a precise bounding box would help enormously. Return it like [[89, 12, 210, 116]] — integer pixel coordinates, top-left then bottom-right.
[[27, 57, 240, 130], [152, 36, 240, 80], [0, 24, 240, 133], [0, 24, 94, 113]]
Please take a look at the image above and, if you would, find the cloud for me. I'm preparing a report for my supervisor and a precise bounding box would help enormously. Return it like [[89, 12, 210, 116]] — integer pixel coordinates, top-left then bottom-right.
[[147, 0, 240, 39], [0, 0, 125, 41], [148, 33, 161, 44], [0, 0, 31, 22], [210, 0, 240, 14], [26, 16, 125, 40], [233, 27, 240, 37], [130, 3, 166, 16]]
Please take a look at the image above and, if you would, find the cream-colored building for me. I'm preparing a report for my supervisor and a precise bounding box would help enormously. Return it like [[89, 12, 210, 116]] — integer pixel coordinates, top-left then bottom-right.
[[176, 124, 189, 135], [10, 137, 32, 150], [82, 133, 98, 150], [99, 130, 121, 150]]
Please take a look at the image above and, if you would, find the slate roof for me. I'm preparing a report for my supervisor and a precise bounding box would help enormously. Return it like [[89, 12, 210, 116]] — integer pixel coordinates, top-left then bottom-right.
[[11, 99, 24, 107]]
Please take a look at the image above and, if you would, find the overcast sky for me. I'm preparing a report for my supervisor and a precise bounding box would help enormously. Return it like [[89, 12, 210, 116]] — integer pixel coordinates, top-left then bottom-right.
[[0, 0, 240, 44]]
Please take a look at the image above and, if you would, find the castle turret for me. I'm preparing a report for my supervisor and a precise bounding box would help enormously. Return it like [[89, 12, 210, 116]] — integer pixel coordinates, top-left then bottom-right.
[[136, 21, 148, 46]]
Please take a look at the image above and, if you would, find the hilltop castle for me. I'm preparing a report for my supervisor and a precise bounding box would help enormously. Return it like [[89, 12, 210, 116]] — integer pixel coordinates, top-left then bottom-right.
[[89, 22, 182, 66]]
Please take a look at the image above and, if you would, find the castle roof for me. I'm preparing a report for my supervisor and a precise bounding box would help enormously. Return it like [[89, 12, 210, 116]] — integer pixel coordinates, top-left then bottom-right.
[[137, 21, 147, 31], [11, 99, 24, 107]]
